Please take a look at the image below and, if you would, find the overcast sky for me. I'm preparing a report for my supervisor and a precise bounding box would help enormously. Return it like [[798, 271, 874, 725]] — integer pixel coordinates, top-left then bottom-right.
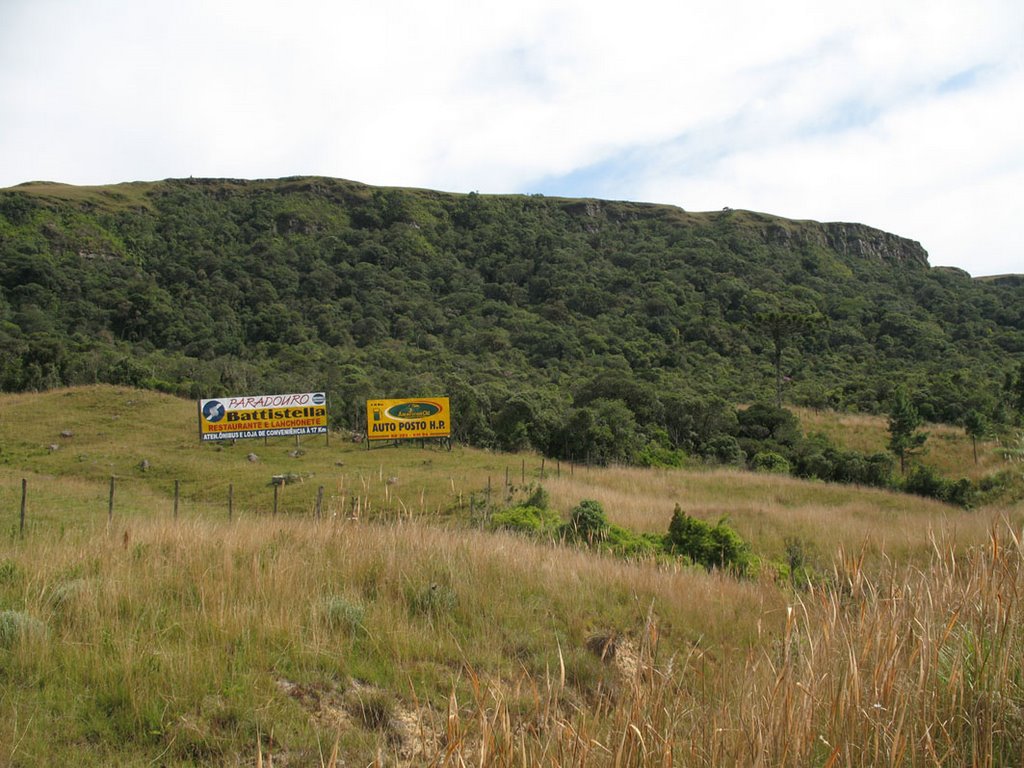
[[1, 1, 1022, 276]]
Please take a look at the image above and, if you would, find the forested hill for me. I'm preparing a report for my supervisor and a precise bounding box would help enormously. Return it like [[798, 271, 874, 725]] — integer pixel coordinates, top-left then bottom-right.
[[1, 176, 1022, 458]]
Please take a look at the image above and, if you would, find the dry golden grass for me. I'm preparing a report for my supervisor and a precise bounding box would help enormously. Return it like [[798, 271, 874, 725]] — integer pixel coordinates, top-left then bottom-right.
[[0, 515, 780, 765], [405, 522, 1024, 767], [542, 465, 999, 565], [3, 386, 1023, 764], [793, 406, 1005, 481]]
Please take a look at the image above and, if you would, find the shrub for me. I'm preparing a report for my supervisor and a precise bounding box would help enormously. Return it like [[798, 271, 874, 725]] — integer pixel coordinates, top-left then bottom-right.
[[523, 484, 551, 510], [636, 441, 689, 468], [737, 403, 800, 445], [489, 505, 561, 536], [784, 536, 814, 588], [604, 525, 665, 559], [707, 523, 751, 573], [706, 435, 746, 465], [793, 444, 893, 488], [666, 504, 751, 575], [904, 465, 976, 507], [667, 505, 715, 560], [751, 450, 791, 474], [565, 499, 609, 543]]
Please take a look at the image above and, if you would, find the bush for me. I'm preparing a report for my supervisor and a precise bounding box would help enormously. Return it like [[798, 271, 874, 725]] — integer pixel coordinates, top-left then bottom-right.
[[523, 484, 551, 510], [784, 536, 814, 588], [792, 442, 894, 488], [636, 438, 689, 468], [707, 523, 751, 572], [489, 505, 561, 536], [666, 504, 751, 575], [904, 465, 975, 507], [565, 499, 609, 543], [737, 403, 800, 445], [751, 450, 791, 474], [706, 435, 746, 465], [603, 525, 665, 559]]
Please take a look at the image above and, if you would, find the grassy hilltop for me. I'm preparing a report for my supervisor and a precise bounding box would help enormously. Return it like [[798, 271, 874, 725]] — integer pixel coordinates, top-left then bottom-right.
[[2, 386, 1024, 765]]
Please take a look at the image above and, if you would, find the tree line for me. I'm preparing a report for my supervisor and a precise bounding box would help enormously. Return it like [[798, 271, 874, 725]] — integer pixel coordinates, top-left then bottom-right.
[[1, 177, 1022, 499]]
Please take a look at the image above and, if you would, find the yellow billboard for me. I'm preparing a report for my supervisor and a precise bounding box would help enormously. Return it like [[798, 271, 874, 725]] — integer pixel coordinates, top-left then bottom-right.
[[366, 397, 451, 441], [198, 392, 328, 441]]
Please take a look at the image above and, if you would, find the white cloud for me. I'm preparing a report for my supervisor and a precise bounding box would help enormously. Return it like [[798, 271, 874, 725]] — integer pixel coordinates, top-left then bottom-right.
[[0, 0, 1021, 274]]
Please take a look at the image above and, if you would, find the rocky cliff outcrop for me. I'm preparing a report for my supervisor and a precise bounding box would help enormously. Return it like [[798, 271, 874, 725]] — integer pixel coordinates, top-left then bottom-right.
[[823, 222, 929, 268]]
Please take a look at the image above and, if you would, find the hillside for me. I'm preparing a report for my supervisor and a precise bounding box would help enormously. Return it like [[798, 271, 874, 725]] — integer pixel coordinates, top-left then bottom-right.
[[1, 386, 1023, 765], [1, 177, 1022, 469]]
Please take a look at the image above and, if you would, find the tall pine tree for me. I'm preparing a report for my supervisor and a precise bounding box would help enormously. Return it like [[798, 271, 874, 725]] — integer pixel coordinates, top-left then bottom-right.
[[888, 388, 928, 474]]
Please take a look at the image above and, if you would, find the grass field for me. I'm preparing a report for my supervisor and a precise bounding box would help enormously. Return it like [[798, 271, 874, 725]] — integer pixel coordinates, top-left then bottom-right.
[[792, 406, 1007, 481], [1, 386, 1023, 766]]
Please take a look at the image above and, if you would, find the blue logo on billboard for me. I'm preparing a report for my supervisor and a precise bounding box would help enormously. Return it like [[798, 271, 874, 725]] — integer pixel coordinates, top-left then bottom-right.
[[203, 400, 226, 422], [312, 393, 326, 405]]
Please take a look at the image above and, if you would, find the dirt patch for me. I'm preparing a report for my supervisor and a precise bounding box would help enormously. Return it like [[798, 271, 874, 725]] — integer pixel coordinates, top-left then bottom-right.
[[585, 631, 642, 679], [275, 676, 442, 766]]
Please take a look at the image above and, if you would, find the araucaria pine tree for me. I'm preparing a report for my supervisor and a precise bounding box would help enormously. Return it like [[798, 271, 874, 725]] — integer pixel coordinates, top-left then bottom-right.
[[888, 387, 928, 474]]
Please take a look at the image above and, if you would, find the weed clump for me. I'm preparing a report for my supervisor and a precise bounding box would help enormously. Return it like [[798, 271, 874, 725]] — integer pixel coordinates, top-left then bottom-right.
[[321, 595, 367, 635], [406, 582, 457, 619], [0, 609, 46, 648], [0, 559, 20, 585], [344, 687, 395, 731]]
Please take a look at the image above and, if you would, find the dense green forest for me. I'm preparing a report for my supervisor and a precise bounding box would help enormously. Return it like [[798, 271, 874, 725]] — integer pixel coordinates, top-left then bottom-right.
[[1, 177, 1022, 479]]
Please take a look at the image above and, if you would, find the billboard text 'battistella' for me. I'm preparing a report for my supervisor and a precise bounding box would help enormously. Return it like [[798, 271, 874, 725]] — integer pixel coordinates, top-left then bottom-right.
[[198, 392, 328, 441]]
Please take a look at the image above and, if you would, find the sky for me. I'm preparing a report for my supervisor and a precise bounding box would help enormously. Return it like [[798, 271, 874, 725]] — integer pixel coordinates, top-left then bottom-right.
[[1, 0, 1022, 276]]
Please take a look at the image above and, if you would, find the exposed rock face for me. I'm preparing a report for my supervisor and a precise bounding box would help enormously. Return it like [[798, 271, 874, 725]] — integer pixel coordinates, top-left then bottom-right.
[[823, 222, 929, 268], [756, 220, 929, 268]]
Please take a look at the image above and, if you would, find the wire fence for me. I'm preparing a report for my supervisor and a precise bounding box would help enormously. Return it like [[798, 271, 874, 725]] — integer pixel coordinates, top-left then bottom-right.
[[8, 456, 574, 539]]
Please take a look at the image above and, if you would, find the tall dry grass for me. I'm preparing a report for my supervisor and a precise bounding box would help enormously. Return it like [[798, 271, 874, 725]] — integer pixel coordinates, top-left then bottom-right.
[[542, 465, 997, 566], [409, 521, 1024, 767], [0, 514, 779, 765]]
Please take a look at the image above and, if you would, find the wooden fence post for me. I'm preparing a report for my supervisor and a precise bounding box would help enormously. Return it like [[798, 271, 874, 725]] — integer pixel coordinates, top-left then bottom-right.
[[315, 485, 324, 519], [108, 476, 115, 528], [173, 480, 180, 520], [228, 483, 234, 521], [20, 478, 27, 538], [273, 483, 279, 516]]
